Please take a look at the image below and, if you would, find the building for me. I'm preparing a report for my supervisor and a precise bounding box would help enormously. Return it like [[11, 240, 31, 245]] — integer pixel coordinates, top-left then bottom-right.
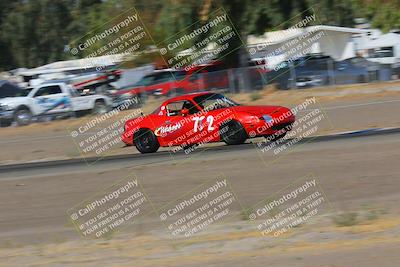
[[247, 25, 369, 69], [361, 32, 400, 66]]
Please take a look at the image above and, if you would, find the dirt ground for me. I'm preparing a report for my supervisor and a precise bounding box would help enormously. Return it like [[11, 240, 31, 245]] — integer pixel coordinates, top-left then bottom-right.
[[0, 80, 399, 165]]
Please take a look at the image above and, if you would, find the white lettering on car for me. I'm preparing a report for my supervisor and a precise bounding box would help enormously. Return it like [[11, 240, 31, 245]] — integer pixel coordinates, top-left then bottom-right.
[[192, 115, 214, 132]]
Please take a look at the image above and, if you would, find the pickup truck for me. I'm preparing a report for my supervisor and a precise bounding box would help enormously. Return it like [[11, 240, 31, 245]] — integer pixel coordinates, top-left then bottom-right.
[[0, 82, 112, 126]]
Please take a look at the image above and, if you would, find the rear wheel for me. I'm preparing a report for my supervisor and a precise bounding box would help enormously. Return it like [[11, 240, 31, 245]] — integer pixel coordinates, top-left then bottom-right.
[[14, 108, 32, 126], [220, 120, 247, 145], [92, 100, 108, 115], [134, 128, 160, 153]]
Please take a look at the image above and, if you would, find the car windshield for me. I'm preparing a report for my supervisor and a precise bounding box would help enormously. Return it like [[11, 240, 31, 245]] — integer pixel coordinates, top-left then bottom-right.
[[193, 93, 239, 111]]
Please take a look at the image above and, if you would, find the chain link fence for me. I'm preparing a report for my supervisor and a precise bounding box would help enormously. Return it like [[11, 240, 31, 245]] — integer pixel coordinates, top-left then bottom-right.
[[119, 59, 396, 108], [192, 60, 394, 93]]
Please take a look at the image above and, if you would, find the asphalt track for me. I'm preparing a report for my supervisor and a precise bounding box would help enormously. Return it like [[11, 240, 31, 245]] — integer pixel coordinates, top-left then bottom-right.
[[0, 126, 399, 249], [1, 95, 399, 165], [0, 126, 399, 178]]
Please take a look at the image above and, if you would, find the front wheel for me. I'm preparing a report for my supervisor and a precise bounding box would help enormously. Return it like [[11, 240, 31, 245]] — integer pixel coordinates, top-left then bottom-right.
[[220, 120, 247, 145], [14, 108, 32, 126], [134, 129, 160, 153]]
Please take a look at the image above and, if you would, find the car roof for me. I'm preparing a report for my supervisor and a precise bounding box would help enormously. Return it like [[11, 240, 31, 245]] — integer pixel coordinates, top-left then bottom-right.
[[164, 92, 215, 103]]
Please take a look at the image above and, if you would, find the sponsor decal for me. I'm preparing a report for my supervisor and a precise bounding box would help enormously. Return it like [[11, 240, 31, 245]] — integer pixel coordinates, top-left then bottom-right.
[[158, 106, 165, 116], [37, 96, 71, 115], [154, 123, 182, 136], [262, 114, 274, 124]]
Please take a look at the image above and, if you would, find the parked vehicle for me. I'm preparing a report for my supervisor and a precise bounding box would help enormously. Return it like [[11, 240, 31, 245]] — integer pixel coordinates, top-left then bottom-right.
[[73, 69, 122, 96], [271, 55, 369, 89], [343, 57, 390, 81], [366, 32, 400, 76], [297, 65, 367, 88], [0, 82, 112, 126], [113, 65, 229, 106]]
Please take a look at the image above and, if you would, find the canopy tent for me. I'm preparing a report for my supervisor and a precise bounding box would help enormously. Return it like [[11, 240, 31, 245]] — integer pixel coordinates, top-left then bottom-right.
[[364, 33, 400, 49]]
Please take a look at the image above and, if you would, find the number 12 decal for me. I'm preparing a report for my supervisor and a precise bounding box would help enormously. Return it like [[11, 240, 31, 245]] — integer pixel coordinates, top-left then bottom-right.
[[192, 116, 215, 132]]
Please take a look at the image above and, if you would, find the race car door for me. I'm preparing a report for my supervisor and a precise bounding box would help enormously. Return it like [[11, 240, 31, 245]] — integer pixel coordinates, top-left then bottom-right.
[[69, 87, 94, 111], [32, 85, 71, 115], [157, 100, 200, 147]]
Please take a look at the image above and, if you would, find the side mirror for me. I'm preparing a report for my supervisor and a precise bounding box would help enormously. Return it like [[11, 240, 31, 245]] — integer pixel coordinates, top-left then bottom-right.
[[181, 108, 189, 116]]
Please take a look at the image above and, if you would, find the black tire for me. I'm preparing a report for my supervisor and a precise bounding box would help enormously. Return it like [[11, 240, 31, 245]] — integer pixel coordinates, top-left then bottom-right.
[[92, 100, 108, 115], [14, 108, 32, 126], [264, 131, 287, 142], [134, 128, 160, 153], [220, 120, 248, 145]]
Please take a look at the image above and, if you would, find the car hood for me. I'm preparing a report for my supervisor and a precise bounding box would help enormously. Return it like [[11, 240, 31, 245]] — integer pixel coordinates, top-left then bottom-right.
[[230, 105, 290, 116]]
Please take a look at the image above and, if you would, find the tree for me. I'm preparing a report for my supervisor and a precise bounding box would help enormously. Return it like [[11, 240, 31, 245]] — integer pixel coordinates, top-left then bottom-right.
[[0, 0, 399, 70], [1, 0, 73, 69]]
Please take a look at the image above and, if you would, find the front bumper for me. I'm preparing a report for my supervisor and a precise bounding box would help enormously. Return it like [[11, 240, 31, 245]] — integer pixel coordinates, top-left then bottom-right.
[[121, 130, 134, 146], [0, 110, 14, 120], [243, 114, 295, 137]]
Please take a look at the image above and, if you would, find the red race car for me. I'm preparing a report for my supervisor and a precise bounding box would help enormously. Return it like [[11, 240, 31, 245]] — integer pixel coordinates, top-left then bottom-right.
[[122, 92, 295, 153]]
